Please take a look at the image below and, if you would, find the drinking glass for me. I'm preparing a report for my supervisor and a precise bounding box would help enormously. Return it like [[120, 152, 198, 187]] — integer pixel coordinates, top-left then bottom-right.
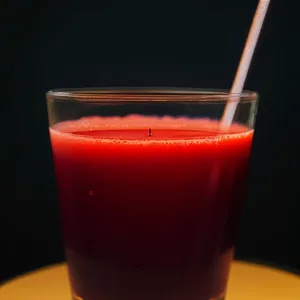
[[47, 88, 257, 300]]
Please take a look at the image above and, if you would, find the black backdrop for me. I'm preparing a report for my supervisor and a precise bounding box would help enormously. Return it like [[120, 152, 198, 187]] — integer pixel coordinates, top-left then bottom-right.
[[3, 0, 299, 283]]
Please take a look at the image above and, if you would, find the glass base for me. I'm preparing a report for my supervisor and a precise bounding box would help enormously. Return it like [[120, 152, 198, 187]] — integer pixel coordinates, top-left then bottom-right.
[[209, 293, 225, 300], [72, 292, 225, 300]]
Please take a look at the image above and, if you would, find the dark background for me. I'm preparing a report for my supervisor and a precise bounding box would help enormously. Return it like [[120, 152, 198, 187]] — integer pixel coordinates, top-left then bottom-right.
[[3, 0, 299, 283]]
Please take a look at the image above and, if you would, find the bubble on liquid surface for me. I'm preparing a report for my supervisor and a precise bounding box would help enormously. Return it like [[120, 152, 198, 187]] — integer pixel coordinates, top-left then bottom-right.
[[89, 190, 95, 196]]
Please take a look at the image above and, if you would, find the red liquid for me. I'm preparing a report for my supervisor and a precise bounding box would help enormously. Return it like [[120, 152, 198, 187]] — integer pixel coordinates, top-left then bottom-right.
[[50, 116, 253, 300]]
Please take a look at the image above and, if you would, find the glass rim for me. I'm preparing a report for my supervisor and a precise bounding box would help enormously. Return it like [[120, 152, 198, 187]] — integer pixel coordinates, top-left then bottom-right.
[[46, 87, 258, 103]]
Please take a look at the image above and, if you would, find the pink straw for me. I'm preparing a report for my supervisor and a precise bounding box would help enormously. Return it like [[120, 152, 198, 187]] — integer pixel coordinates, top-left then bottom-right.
[[221, 0, 271, 129]]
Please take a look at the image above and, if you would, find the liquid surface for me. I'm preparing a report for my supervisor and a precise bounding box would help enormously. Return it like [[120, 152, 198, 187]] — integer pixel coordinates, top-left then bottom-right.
[[71, 129, 225, 140], [50, 116, 253, 300]]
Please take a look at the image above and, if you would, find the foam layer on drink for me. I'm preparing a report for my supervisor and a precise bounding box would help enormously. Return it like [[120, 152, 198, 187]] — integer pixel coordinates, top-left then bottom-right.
[[51, 115, 253, 145]]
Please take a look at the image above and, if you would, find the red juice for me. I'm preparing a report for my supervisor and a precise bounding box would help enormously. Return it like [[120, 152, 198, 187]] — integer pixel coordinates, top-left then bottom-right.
[[50, 116, 253, 300]]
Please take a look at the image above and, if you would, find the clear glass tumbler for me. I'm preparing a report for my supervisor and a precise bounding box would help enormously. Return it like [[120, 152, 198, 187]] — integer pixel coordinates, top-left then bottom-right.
[[47, 88, 257, 300]]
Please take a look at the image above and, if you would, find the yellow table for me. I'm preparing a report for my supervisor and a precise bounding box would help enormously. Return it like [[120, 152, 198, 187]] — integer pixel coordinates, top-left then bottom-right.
[[1, 261, 300, 299]]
